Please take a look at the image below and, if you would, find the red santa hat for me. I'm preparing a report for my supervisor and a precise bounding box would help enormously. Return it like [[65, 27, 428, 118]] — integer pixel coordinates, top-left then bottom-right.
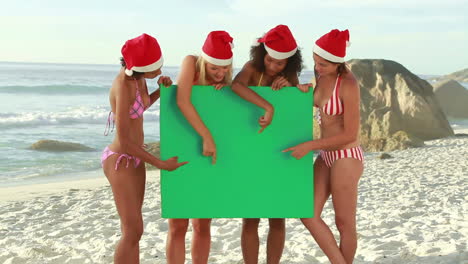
[[257, 25, 298, 60], [313, 29, 350, 63], [121, 33, 163, 76], [201, 31, 234, 66]]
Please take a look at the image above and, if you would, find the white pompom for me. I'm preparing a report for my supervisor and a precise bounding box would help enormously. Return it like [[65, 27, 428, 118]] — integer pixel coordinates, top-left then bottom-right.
[[252, 38, 261, 47], [346, 41, 351, 47], [125, 68, 133, 76]]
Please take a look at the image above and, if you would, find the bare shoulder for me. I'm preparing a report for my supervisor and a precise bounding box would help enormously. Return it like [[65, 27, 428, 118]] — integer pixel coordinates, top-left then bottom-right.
[[234, 61, 256, 83], [112, 73, 134, 98], [112, 73, 125, 90], [237, 61, 257, 77], [182, 55, 198, 66], [341, 72, 359, 95], [242, 60, 256, 72]]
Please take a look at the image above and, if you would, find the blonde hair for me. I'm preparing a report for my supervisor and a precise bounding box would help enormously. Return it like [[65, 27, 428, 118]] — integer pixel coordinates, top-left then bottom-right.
[[195, 56, 233, 85]]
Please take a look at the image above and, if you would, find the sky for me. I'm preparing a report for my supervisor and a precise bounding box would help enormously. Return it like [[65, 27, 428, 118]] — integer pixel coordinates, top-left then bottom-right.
[[0, 0, 467, 75]]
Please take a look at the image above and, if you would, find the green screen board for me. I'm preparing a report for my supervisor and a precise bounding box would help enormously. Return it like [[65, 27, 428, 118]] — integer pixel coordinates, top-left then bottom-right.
[[160, 85, 314, 218]]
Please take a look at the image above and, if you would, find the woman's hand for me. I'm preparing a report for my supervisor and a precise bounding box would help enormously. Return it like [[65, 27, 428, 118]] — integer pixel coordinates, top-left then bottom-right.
[[158, 76, 173, 87], [203, 135, 217, 164], [271, 76, 291, 91], [282, 141, 313, 159], [297, 83, 312, 93], [258, 108, 274, 133], [158, 156, 188, 171], [213, 83, 226, 90]]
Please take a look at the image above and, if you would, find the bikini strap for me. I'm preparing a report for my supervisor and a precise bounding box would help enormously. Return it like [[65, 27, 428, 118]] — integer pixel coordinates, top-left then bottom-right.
[[104, 111, 114, 136], [257, 72, 263, 87], [335, 74, 342, 98]]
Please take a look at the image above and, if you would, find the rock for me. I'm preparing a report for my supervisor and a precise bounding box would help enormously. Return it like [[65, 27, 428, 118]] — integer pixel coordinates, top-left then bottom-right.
[[455, 133, 468, 137], [432, 68, 468, 83], [377, 153, 392, 159], [433, 79, 468, 118], [346, 59, 454, 151], [30, 140, 95, 152], [362, 131, 425, 152]]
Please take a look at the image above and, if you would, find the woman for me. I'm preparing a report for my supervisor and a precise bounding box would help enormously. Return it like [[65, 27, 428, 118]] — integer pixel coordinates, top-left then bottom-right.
[[167, 30, 234, 264], [283, 29, 364, 264], [101, 33, 188, 264], [231, 25, 304, 264]]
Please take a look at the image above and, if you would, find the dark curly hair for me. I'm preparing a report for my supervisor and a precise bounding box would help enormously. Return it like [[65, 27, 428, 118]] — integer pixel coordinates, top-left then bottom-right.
[[249, 44, 303, 85], [120, 57, 144, 78]]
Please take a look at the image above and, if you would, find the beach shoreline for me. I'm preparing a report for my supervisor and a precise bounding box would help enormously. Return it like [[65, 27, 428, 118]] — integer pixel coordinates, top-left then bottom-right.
[[1, 130, 467, 263]]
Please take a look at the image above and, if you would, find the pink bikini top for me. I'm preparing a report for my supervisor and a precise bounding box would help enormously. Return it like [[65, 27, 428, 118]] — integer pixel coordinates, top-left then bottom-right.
[[129, 86, 148, 119], [314, 75, 344, 125], [104, 80, 148, 135]]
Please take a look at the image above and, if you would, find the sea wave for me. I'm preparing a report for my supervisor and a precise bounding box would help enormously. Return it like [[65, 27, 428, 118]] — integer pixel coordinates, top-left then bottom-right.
[[0, 84, 109, 95], [0, 107, 160, 129]]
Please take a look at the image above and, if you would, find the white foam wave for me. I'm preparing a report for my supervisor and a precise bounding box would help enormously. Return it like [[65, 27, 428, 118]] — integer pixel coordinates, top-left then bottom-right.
[[0, 107, 160, 129]]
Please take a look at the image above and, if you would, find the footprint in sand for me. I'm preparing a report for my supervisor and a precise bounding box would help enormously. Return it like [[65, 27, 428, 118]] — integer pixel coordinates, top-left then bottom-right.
[[399, 211, 423, 219], [374, 241, 406, 250]]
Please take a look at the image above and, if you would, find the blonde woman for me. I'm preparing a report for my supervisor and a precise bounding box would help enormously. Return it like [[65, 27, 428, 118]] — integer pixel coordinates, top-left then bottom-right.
[[166, 30, 234, 264]]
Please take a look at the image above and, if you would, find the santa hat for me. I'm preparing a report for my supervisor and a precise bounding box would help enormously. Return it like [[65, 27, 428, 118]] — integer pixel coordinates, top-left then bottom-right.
[[313, 29, 350, 63], [257, 25, 298, 60], [121, 33, 164, 76], [201, 31, 234, 66]]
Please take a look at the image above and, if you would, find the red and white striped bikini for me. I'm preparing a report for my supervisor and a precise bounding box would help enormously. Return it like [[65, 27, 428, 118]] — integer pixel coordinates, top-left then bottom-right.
[[314, 75, 363, 168]]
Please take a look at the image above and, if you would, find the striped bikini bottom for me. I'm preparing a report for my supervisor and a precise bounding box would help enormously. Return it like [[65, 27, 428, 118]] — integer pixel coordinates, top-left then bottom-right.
[[319, 146, 364, 168]]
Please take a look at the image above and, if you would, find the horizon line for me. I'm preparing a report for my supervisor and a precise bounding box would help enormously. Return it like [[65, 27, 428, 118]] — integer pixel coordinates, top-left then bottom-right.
[[0, 60, 449, 76]]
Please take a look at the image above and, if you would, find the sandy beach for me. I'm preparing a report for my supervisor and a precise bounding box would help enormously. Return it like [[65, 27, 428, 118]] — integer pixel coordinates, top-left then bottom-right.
[[1, 130, 467, 264]]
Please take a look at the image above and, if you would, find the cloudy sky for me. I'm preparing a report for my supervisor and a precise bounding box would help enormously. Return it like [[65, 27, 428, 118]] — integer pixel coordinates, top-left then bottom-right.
[[1, 0, 467, 75]]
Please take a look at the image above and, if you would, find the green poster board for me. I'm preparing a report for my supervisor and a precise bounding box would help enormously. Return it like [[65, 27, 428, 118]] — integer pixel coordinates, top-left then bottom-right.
[[160, 85, 314, 218]]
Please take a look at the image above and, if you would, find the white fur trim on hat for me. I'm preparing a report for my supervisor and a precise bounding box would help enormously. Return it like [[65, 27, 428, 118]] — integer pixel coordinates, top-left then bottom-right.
[[126, 57, 164, 76], [313, 44, 345, 63], [252, 38, 261, 47], [125, 69, 133, 76], [264, 44, 297, 60], [201, 51, 232, 66]]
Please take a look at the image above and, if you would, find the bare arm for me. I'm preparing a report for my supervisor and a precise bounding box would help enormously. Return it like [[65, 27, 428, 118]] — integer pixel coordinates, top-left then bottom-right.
[[114, 79, 188, 170], [176, 55, 212, 140], [114, 80, 169, 168], [308, 77, 360, 149], [149, 88, 160, 107], [283, 77, 361, 157], [149, 75, 173, 107], [177, 55, 217, 164], [231, 62, 273, 112]]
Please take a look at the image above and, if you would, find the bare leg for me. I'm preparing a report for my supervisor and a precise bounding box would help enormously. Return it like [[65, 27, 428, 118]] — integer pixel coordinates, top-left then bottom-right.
[[300, 157, 347, 264], [103, 156, 146, 264], [166, 219, 189, 264], [266, 218, 285, 264], [241, 218, 261, 264], [191, 218, 212, 264], [330, 158, 363, 264]]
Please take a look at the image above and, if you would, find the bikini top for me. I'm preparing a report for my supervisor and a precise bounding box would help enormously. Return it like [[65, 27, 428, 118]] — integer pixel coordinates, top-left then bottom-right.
[[314, 75, 344, 125], [257, 72, 264, 86], [315, 75, 344, 115], [104, 80, 148, 135], [129, 85, 148, 119]]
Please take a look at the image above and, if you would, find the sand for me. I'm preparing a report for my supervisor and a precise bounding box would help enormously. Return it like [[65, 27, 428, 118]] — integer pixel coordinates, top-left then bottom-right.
[[1, 130, 467, 263]]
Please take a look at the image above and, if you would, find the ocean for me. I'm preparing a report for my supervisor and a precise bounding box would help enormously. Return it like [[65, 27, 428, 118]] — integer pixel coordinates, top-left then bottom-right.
[[0, 62, 142, 186], [0, 61, 464, 187]]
